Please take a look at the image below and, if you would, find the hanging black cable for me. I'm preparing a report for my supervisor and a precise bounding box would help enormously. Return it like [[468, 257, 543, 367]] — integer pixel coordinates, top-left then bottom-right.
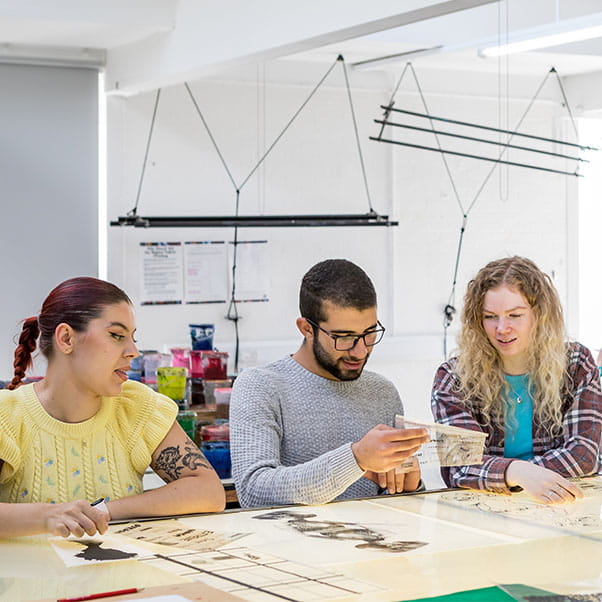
[[341, 56, 374, 213], [226, 190, 241, 373], [238, 57, 340, 191], [552, 67, 580, 142], [185, 83, 238, 190], [408, 63, 465, 215], [378, 63, 411, 140], [131, 89, 161, 220], [443, 215, 467, 358]]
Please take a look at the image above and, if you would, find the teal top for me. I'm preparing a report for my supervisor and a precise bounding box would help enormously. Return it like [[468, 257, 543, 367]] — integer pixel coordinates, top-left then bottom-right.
[[503, 373, 534, 460]]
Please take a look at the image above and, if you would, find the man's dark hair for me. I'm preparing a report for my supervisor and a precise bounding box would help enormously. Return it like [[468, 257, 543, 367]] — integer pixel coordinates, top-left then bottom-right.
[[299, 259, 377, 323]]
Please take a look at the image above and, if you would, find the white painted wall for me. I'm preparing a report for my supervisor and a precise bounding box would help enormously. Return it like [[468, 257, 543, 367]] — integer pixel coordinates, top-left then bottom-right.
[[107, 61, 577, 430]]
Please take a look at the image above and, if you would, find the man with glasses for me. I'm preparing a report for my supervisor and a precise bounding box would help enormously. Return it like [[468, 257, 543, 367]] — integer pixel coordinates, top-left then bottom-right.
[[230, 259, 429, 508]]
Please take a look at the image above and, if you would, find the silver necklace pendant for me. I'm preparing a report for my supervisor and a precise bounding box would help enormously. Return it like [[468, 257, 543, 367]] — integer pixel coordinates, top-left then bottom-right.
[[516, 395, 522, 404]]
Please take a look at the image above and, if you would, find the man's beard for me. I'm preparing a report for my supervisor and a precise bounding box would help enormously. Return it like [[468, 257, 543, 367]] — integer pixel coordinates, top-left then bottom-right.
[[312, 336, 369, 381]]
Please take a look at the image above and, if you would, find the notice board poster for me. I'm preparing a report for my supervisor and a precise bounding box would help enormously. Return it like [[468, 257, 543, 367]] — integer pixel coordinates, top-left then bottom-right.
[[229, 240, 269, 303], [140, 242, 183, 305], [184, 241, 228, 304]]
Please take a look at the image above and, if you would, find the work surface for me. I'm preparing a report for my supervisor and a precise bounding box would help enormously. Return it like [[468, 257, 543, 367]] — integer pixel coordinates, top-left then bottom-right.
[[1, 477, 601, 602]]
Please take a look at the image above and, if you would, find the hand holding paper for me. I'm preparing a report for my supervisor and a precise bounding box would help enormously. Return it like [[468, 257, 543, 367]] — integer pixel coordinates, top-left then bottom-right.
[[393, 416, 487, 473], [352, 424, 430, 473]]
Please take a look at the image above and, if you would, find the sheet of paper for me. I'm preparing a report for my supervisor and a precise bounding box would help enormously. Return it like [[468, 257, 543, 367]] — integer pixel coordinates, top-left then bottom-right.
[[175, 498, 516, 567], [395, 415, 487, 469], [49, 532, 153, 567], [228, 240, 269, 302], [112, 519, 247, 552], [138, 545, 382, 601], [140, 242, 183, 305], [184, 241, 228, 303], [376, 477, 602, 541]]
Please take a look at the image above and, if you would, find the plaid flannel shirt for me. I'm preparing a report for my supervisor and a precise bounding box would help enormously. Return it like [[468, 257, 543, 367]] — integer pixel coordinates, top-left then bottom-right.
[[431, 342, 602, 494]]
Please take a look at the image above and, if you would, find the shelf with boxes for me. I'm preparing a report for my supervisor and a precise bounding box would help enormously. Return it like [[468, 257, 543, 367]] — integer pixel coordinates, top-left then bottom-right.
[[129, 323, 234, 481]]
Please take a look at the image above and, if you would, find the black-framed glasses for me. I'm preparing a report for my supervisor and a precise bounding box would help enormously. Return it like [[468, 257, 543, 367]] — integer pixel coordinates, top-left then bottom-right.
[[306, 318, 386, 351]]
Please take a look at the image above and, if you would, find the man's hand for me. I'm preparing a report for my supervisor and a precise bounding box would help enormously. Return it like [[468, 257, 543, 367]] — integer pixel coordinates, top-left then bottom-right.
[[351, 424, 429, 473], [45, 500, 110, 538], [505, 460, 584, 505], [364, 457, 421, 493]]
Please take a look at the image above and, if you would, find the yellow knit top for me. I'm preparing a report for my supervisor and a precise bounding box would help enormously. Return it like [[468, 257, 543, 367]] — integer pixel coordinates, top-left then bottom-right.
[[0, 380, 178, 504]]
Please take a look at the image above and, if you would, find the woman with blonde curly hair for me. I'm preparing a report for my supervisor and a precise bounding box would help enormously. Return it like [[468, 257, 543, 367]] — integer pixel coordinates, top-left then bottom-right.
[[432, 256, 601, 504]]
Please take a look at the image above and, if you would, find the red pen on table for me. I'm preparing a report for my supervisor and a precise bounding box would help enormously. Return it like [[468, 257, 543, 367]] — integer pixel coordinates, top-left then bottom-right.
[[57, 588, 138, 602]]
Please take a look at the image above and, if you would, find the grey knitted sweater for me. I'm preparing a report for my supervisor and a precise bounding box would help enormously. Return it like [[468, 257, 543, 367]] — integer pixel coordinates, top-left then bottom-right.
[[230, 355, 403, 508]]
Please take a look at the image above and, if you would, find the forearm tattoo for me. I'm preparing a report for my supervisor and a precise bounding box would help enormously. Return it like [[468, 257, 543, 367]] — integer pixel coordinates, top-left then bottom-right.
[[154, 441, 212, 482]]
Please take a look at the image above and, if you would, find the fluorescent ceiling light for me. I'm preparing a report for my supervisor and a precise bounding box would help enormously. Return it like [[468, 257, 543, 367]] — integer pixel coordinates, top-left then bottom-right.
[[480, 24, 602, 57]]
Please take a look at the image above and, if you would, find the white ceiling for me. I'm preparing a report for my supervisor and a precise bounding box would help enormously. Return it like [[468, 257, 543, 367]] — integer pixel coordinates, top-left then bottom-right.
[[2, 0, 602, 94]]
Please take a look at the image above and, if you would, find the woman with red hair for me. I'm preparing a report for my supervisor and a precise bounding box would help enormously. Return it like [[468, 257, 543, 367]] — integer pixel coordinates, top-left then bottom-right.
[[0, 277, 224, 538]]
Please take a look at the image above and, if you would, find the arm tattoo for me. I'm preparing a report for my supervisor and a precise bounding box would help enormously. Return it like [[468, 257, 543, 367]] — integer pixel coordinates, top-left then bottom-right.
[[154, 443, 212, 482], [182, 444, 211, 471]]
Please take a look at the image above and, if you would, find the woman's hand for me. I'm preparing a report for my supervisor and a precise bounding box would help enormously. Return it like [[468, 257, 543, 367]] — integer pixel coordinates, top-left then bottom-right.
[[45, 500, 109, 537], [505, 460, 584, 504]]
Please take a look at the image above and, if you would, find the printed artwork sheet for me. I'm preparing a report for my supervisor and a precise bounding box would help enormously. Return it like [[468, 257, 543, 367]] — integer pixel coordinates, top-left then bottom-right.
[[50, 520, 246, 567], [375, 476, 602, 540], [112, 520, 247, 551], [395, 415, 487, 470], [176, 498, 517, 567], [49, 532, 154, 567], [139, 547, 381, 602]]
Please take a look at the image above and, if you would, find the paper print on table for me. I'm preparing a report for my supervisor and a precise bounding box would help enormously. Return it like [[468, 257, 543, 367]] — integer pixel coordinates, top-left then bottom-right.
[[576, 476, 602, 496], [112, 519, 248, 552], [176, 499, 515, 566], [252, 509, 427, 553], [394, 415, 487, 470], [374, 476, 602, 541], [138, 546, 383, 602], [49, 532, 152, 567], [437, 487, 602, 534], [140, 242, 183, 305]]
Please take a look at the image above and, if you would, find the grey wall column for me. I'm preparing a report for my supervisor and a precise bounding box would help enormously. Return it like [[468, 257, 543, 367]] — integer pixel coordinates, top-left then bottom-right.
[[0, 63, 98, 378]]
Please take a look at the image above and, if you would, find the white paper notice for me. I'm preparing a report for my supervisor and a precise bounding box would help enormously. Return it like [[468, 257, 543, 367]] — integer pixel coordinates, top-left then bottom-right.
[[140, 242, 183, 305], [184, 241, 228, 304], [394, 416, 487, 470], [228, 240, 269, 302]]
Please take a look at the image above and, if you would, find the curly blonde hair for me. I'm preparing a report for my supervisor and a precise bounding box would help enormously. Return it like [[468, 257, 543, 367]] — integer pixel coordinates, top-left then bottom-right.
[[455, 256, 567, 437]]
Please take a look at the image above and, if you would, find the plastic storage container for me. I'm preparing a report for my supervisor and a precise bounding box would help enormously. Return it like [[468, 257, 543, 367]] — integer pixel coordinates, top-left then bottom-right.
[[157, 367, 188, 408], [214, 387, 232, 420], [200, 350, 228, 379], [189, 350, 204, 378], [189, 323, 215, 351], [203, 379, 231, 406], [170, 347, 191, 370], [176, 410, 197, 440], [200, 423, 231, 479]]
